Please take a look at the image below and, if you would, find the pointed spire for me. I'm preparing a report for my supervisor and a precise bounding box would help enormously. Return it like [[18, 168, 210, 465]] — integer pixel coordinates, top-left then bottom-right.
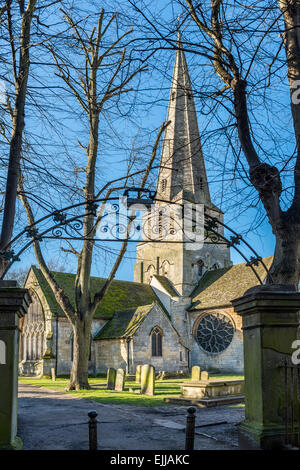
[[156, 33, 211, 205]]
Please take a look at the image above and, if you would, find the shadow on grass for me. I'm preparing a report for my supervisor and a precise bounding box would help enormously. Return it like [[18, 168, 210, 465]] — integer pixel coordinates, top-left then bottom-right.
[[19, 374, 244, 407]]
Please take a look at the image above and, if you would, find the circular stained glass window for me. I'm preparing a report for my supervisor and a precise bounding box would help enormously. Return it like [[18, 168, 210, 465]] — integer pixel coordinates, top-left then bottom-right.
[[196, 313, 234, 354]]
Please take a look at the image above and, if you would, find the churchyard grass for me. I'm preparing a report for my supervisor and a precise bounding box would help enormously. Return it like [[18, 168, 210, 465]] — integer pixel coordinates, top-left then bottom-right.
[[19, 373, 244, 407]]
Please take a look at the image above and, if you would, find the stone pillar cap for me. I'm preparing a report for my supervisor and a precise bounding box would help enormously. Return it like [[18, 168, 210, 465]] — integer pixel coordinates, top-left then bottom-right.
[[244, 284, 296, 296]]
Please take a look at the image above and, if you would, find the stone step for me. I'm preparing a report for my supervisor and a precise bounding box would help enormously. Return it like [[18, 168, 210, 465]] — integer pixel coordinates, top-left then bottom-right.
[[164, 395, 245, 408]]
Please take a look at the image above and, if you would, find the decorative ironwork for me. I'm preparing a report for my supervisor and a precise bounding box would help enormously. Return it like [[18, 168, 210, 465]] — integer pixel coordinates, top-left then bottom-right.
[[53, 211, 67, 224], [25, 227, 43, 241], [124, 187, 156, 208], [196, 313, 235, 354], [246, 256, 262, 267], [0, 188, 271, 286], [86, 201, 98, 216], [0, 249, 20, 262], [226, 234, 242, 247]]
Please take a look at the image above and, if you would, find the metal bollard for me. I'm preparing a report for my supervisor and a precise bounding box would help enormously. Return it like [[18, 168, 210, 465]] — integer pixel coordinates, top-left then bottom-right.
[[185, 406, 196, 451], [88, 410, 98, 450]]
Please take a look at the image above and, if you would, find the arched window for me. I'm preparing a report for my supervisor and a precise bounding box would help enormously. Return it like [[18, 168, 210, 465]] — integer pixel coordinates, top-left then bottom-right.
[[197, 259, 204, 277], [71, 333, 92, 361], [146, 264, 155, 282], [151, 327, 162, 357]]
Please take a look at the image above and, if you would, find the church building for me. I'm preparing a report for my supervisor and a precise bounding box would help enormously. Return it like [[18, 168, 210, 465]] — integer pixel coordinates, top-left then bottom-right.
[[19, 37, 272, 378]]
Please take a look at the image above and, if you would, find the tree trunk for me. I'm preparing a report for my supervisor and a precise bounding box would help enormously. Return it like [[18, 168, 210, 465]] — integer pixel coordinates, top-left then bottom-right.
[[67, 317, 92, 390], [0, 0, 37, 256], [268, 220, 300, 288]]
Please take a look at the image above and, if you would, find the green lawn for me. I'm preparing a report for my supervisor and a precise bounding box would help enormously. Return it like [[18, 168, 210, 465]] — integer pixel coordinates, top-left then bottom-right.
[[19, 373, 244, 407]]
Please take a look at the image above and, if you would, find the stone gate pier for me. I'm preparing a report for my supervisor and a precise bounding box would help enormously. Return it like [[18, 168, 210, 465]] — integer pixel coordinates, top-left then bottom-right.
[[0, 281, 31, 449], [232, 284, 300, 450]]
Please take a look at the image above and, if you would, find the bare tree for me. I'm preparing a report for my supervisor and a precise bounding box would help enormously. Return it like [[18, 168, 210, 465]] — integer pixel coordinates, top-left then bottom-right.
[[129, 0, 300, 288], [0, 0, 37, 273], [0, 0, 67, 276], [19, 8, 169, 390]]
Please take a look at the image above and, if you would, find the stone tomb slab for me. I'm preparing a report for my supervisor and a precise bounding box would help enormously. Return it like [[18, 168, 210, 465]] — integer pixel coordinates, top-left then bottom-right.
[[180, 378, 244, 400]]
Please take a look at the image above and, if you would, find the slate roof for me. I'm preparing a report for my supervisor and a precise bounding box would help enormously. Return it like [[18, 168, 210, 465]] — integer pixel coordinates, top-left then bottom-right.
[[189, 256, 273, 310], [152, 275, 179, 297], [29, 266, 157, 319], [94, 304, 154, 340]]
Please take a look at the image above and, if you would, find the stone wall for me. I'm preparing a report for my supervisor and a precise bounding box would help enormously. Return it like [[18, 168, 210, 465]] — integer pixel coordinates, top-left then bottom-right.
[[95, 304, 188, 374], [95, 338, 128, 373], [134, 214, 231, 297], [52, 317, 104, 376], [189, 307, 243, 373], [130, 303, 188, 373]]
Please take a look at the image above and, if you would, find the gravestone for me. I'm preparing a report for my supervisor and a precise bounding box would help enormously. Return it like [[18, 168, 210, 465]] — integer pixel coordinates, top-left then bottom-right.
[[106, 368, 116, 390], [191, 365, 201, 381], [201, 371, 209, 381], [141, 364, 155, 396], [115, 369, 125, 391], [136, 365, 141, 383], [0, 281, 31, 449]]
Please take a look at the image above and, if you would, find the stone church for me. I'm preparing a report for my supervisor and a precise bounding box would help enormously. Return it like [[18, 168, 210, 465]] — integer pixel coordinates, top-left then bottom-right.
[[19, 38, 272, 377]]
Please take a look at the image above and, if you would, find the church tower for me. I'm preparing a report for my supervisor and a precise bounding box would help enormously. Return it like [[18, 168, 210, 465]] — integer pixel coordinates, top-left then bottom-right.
[[134, 34, 231, 296]]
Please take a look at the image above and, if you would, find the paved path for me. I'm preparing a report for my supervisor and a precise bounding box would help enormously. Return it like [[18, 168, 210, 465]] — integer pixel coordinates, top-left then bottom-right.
[[18, 384, 244, 450]]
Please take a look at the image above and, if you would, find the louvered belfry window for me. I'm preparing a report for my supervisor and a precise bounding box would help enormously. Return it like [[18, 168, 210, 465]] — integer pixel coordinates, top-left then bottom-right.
[[151, 327, 162, 356]]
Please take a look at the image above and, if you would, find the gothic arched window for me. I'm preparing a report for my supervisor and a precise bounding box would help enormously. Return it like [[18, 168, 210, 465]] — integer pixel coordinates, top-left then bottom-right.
[[197, 259, 204, 277], [151, 327, 162, 357]]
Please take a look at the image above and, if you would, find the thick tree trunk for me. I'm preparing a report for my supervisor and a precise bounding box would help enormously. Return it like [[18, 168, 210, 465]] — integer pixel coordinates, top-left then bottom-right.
[[67, 317, 92, 391], [268, 217, 300, 288]]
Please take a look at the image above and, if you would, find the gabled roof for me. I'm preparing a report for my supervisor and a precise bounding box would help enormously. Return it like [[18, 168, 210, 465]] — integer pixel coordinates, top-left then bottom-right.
[[94, 304, 154, 340], [29, 266, 157, 319], [152, 275, 179, 297], [189, 256, 273, 310]]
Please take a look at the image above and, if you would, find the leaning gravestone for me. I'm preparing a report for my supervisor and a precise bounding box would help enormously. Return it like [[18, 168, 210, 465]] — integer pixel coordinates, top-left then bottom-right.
[[191, 365, 201, 381], [106, 368, 116, 390], [136, 365, 141, 383], [115, 369, 125, 391], [141, 364, 155, 396], [201, 371, 209, 381]]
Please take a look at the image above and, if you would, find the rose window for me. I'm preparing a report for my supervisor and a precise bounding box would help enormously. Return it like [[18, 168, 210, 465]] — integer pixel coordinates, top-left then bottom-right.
[[196, 313, 234, 354]]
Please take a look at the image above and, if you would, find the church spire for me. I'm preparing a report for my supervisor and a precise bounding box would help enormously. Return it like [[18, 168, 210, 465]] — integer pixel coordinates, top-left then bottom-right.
[[156, 33, 211, 205]]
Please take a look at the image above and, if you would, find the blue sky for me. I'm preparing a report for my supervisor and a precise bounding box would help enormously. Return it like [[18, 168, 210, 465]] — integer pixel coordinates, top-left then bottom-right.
[[3, 1, 287, 282]]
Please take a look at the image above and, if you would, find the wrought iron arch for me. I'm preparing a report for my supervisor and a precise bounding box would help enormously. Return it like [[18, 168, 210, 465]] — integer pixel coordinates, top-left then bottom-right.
[[0, 187, 271, 285]]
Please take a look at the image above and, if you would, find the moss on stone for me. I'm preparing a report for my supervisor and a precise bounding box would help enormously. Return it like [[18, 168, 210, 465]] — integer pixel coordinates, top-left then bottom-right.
[[31, 266, 156, 319], [95, 304, 154, 340], [189, 256, 273, 310]]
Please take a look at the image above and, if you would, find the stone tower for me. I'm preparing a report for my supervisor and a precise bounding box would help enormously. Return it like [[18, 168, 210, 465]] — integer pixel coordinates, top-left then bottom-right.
[[134, 34, 231, 296]]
